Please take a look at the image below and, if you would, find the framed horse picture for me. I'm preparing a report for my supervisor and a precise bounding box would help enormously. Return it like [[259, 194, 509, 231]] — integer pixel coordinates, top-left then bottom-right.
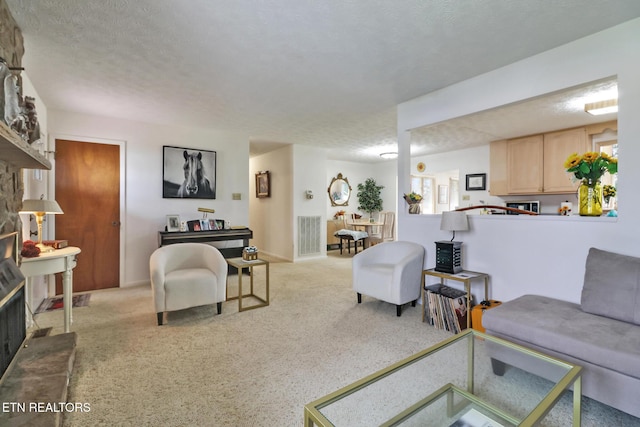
[[163, 146, 216, 199]]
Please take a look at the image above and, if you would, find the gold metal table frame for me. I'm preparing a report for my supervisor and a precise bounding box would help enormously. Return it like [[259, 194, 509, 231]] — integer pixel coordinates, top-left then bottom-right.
[[225, 257, 269, 312], [304, 329, 582, 427]]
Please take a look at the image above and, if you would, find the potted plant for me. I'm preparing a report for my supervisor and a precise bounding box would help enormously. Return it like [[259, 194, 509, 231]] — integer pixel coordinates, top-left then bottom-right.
[[356, 178, 384, 221]]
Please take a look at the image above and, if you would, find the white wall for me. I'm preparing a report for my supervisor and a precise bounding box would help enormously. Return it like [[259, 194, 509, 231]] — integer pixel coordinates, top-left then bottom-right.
[[397, 18, 640, 304], [411, 146, 490, 213], [20, 72, 50, 313], [292, 145, 328, 261], [47, 110, 250, 286], [249, 149, 396, 262], [326, 159, 396, 220], [249, 145, 294, 261], [410, 145, 584, 215]]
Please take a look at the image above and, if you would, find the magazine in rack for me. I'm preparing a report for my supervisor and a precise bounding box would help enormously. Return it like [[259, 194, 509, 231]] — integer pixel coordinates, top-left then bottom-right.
[[424, 284, 468, 334]]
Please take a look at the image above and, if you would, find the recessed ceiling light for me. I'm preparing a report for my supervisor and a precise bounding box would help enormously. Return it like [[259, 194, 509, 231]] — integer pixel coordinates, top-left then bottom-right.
[[585, 99, 618, 115], [379, 152, 398, 159]]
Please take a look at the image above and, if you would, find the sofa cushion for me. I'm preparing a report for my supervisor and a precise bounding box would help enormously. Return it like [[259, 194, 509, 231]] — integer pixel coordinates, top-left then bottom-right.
[[581, 248, 640, 325], [483, 294, 640, 380]]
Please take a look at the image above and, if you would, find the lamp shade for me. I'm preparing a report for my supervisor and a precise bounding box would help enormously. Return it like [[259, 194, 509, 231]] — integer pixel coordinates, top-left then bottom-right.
[[20, 199, 64, 214], [440, 211, 468, 232]]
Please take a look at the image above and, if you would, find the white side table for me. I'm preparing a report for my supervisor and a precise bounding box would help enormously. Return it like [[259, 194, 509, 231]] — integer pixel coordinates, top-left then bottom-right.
[[20, 247, 81, 333]]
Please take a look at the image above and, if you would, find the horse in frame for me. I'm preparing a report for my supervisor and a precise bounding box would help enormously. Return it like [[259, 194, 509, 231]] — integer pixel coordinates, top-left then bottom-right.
[[177, 150, 215, 198]]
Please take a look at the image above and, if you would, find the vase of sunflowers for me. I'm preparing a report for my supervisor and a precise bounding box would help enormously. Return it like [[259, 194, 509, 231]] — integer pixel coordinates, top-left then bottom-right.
[[578, 179, 603, 216], [403, 192, 423, 214], [564, 152, 617, 216]]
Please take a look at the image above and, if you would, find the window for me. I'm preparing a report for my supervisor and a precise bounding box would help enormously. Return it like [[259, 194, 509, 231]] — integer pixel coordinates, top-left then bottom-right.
[[411, 175, 435, 214], [449, 178, 459, 210], [597, 140, 618, 210]]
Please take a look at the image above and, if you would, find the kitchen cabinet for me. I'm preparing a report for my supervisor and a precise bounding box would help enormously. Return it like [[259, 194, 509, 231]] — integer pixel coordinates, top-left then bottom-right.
[[488, 140, 507, 196], [490, 127, 588, 196], [507, 134, 544, 194], [543, 128, 588, 193]]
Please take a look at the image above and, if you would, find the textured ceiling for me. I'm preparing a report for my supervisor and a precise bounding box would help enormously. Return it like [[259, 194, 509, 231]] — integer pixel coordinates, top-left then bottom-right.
[[5, 1, 639, 162], [410, 77, 619, 156]]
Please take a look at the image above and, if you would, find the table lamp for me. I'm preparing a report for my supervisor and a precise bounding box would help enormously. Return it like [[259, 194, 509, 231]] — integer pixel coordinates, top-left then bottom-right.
[[435, 211, 469, 274], [20, 199, 64, 253]]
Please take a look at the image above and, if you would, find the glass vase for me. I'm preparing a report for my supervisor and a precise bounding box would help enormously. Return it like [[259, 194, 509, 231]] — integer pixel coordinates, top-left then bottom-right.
[[579, 179, 603, 216]]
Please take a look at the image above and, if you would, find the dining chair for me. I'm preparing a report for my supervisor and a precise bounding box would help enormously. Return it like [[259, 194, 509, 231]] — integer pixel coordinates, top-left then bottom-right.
[[368, 211, 395, 245], [334, 218, 368, 254]]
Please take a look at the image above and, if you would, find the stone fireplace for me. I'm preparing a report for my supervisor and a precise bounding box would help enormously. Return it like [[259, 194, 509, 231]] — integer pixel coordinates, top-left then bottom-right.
[[0, 6, 77, 426], [0, 232, 25, 379], [0, 0, 51, 380]]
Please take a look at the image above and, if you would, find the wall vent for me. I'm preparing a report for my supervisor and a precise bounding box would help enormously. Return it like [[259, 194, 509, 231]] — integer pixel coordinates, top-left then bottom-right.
[[298, 216, 321, 256]]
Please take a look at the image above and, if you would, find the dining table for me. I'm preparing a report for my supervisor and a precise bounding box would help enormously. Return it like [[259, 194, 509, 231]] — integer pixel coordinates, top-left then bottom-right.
[[347, 220, 384, 248]]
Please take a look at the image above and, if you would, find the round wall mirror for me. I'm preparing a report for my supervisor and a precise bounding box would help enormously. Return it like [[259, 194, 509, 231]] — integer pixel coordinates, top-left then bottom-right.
[[328, 173, 351, 206]]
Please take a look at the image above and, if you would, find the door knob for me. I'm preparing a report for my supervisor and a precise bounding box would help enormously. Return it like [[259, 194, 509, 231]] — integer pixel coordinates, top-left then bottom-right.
[[112, 221, 121, 227]]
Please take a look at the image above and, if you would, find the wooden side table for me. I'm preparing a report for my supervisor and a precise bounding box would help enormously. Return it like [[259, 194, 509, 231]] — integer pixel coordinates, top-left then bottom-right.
[[421, 269, 489, 329], [225, 257, 269, 312], [20, 247, 81, 333]]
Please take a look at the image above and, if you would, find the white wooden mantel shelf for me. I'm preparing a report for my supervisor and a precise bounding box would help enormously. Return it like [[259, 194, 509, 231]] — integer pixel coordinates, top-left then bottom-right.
[[0, 121, 51, 170]]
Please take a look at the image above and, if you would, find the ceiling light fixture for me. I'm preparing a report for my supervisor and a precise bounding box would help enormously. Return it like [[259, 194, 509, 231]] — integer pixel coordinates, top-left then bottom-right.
[[379, 152, 398, 159], [584, 99, 618, 115]]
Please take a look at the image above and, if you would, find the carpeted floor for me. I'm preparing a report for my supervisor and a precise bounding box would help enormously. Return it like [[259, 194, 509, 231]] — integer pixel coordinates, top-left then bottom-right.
[[30, 251, 640, 426]]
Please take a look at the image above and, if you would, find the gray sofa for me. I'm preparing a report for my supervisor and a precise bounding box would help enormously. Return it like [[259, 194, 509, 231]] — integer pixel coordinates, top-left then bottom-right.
[[483, 247, 640, 418]]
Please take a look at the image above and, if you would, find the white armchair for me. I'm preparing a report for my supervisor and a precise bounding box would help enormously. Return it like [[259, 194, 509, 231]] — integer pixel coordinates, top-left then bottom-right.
[[352, 241, 425, 316], [150, 243, 228, 325]]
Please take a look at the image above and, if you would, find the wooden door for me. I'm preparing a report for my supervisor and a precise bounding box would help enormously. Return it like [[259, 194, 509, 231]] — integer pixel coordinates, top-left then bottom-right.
[[55, 140, 120, 293]]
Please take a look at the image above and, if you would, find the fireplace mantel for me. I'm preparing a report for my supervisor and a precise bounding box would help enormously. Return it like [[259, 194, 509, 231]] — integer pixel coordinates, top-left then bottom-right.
[[0, 122, 50, 170]]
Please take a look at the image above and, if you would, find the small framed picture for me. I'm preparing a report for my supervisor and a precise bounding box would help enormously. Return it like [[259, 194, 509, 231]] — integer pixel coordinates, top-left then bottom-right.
[[209, 219, 218, 230], [465, 173, 487, 191], [200, 219, 210, 230], [255, 171, 271, 198], [438, 185, 449, 204], [166, 215, 181, 232], [187, 220, 201, 231], [214, 219, 225, 230]]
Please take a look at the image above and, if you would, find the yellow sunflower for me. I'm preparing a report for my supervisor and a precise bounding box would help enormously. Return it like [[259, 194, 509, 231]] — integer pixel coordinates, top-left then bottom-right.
[[563, 153, 581, 169], [582, 151, 599, 163], [565, 151, 618, 181]]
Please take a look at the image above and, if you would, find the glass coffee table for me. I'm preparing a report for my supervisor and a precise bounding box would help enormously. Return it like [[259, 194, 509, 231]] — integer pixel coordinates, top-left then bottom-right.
[[304, 329, 582, 426]]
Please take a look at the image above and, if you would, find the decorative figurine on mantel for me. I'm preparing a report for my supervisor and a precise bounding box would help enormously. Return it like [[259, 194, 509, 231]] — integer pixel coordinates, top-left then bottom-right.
[[24, 96, 41, 144], [3, 73, 24, 134], [0, 56, 42, 144]]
